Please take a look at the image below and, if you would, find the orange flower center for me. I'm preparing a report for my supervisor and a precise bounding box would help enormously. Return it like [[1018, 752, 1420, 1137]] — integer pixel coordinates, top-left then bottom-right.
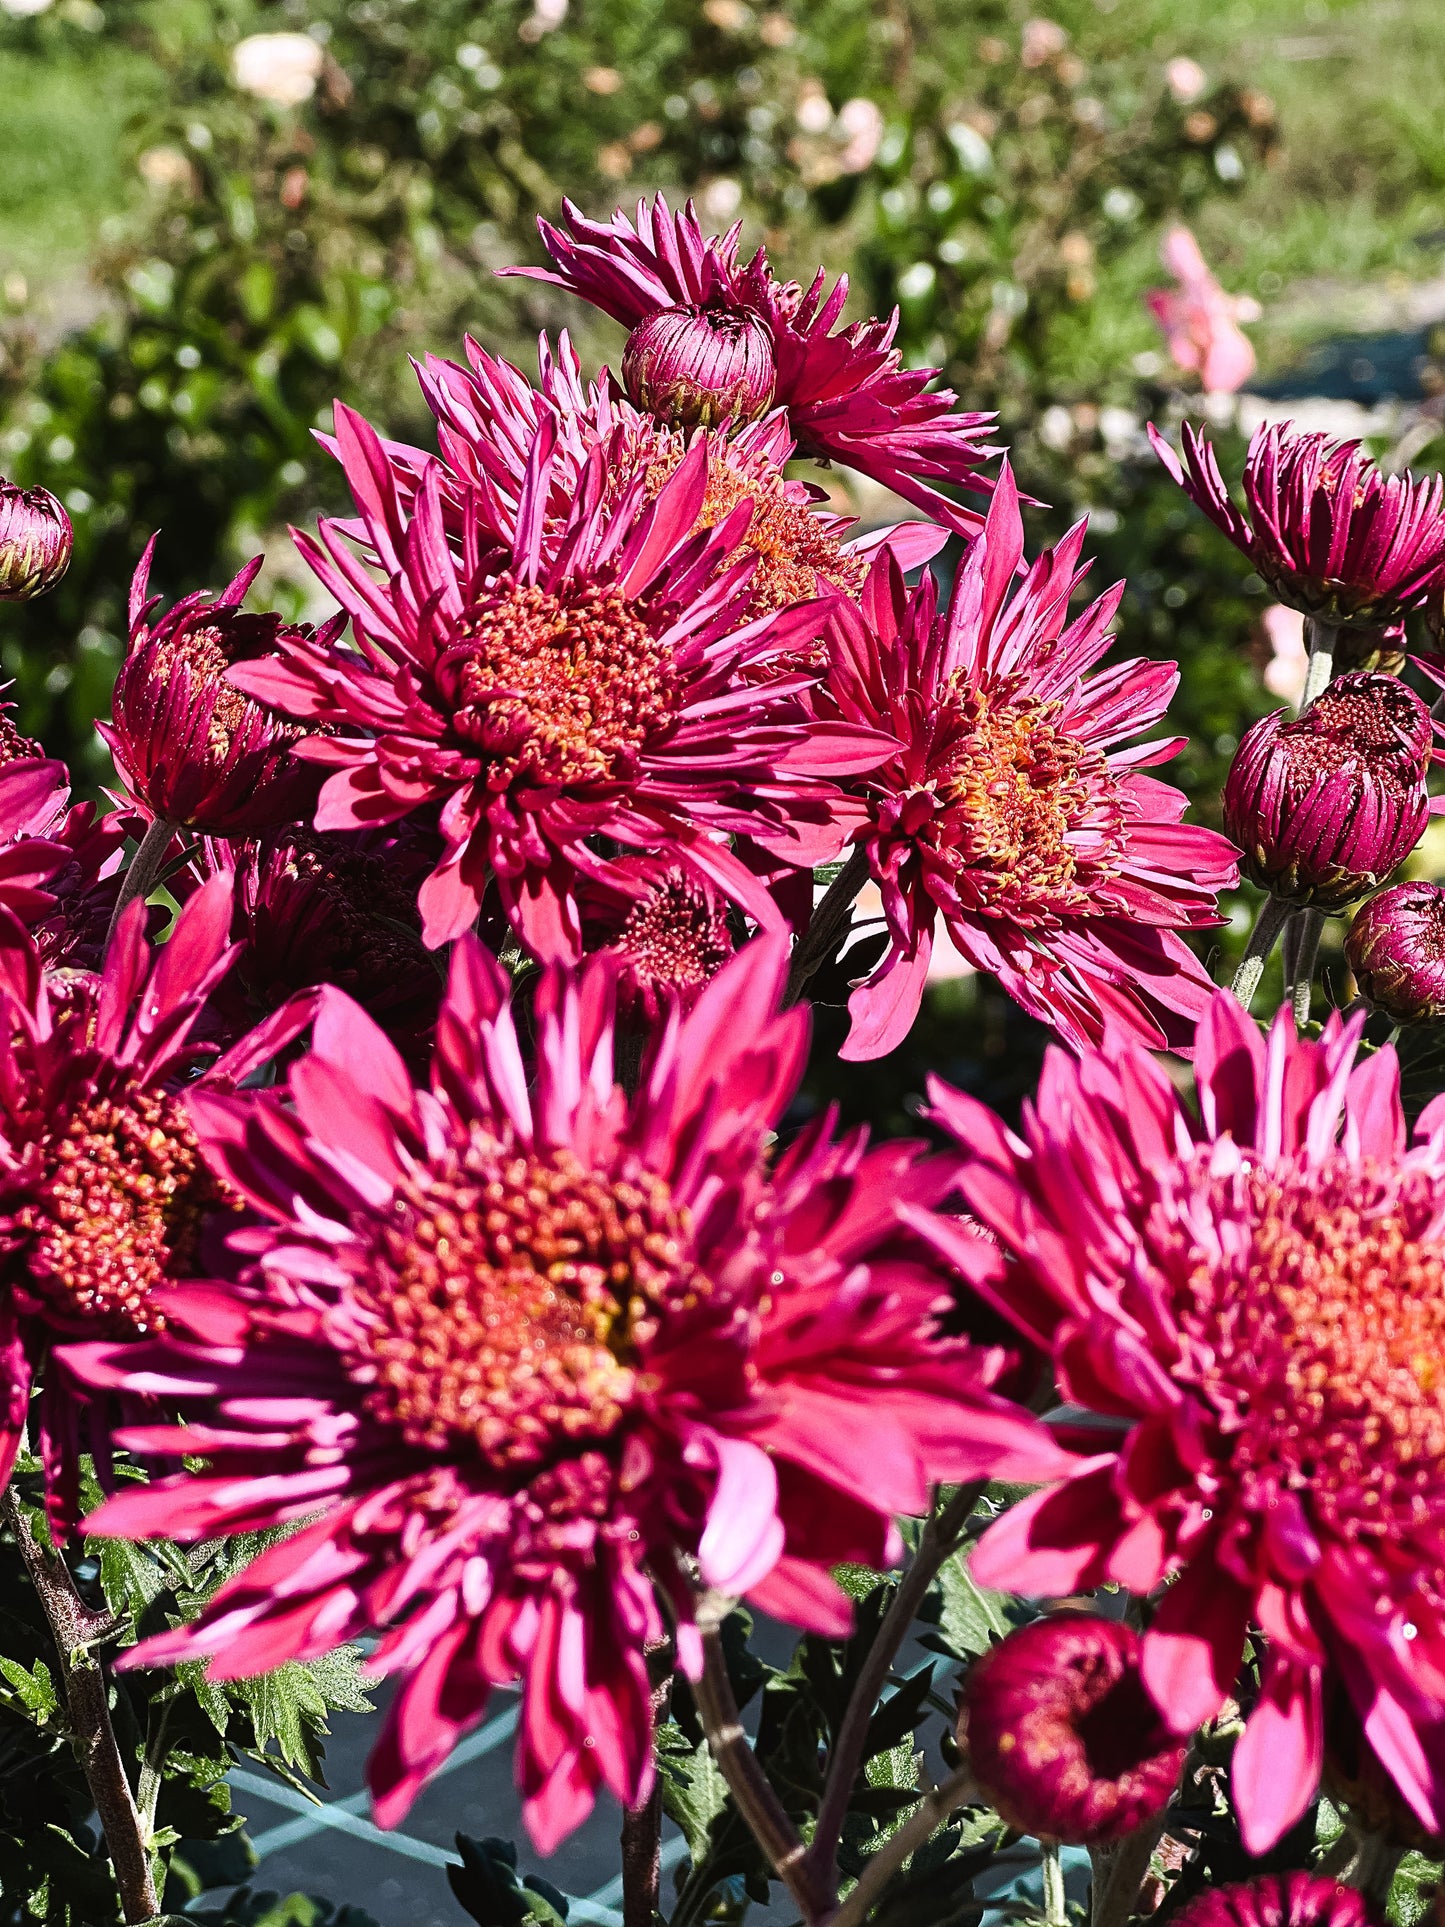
[[452, 578, 679, 789], [349, 1135, 705, 1468], [18, 1085, 233, 1338], [927, 687, 1125, 914], [1177, 1153, 1445, 1548], [153, 623, 298, 763]]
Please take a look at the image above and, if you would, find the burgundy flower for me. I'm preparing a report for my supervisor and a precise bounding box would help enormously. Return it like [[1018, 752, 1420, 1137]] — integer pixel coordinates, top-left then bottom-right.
[[579, 856, 735, 1025], [99, 541, 334, 836], [364, 334, 946, 629], [1222, 673, 1433, 909], [244, 406, 894, 956], [216, 825, 442, 1065], [961, 1615, 1186, 1843], [0, 755, 134, 968], [823, 467, 1238, 1058], [912, 989, 1445, 1853], [1346, 881, 1445, 1024], [1171, 1878, 1371, 1927], [0, 480, 72, 601], [0, 686, 43, 765], [505, 194, 1000, 535], [621, 303, 775, 429], [1151, 420, 1445, 628], [0, 876, 313, 1533], [71, 940, 1063, 1849]]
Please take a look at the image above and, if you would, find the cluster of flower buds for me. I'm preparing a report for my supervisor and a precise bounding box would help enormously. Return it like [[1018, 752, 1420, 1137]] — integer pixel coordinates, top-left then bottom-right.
[[1345, 880, 1445, 1025], [1223, 671, 1433, 909]]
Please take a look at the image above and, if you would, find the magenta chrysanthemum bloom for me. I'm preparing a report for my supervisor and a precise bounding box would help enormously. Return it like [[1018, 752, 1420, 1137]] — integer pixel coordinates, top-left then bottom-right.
[[1346, 881, 1445, 1024], [1151, 420, 1445, 628], [961, 1615, 1186, 1844], [1172, 1877, 1371, 1927], [1222, 673, 1433, 908], [0, 876, 310, 1533], [0, 478, 72, 601], [913, 988, 1445, 1853], [241, 405, 894, 955], [99, 541, 335, 836], [0, 754, 133, 970], [824, 466, 1238, 1058], [71, 939, 1063, 1850], [368, 334, 946, 631], [504, 194, 1000, 535]]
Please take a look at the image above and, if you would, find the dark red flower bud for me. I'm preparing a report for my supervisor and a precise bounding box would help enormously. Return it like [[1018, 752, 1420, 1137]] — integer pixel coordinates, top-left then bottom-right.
[[1155, 420, 1445, 628], [959, 1615, 1186, 1845], [1344, 881, 1445, 1024], [622, 303, 776, 430], [0, 481, 72, 601], [583, 860, 736, 1027], [1172, 1876, 1372, 1927], [100, 541, 328, 836], [226, 826, 441, 1063], [1222, 672, 1433, 909]]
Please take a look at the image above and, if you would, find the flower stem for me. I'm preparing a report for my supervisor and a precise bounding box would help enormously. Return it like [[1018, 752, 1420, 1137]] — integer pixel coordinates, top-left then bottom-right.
[[3, 1488, 159, 1923], [1230, 895, 1294, 1010], [1089, 1819, 1162, 1927], [621, 1638, 673, 1927], [806, 1483, 984, 1893], [823, 1764, 978, 1927], [693, 1610, 833, 1924], [1300, 616, 1340, 708], [786, 846, 870, 1006], [1041, 1842, 1067, 1927], [1285, 907, 1326, 1027], [104, 814, 177, 950]]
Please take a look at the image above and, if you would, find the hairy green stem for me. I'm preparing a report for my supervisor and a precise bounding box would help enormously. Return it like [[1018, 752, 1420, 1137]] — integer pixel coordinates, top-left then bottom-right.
[[1286, 907, 1326, 1027], [1090, 1818, 1162, 1927], [806, 1484, 984, 1893], [1041, 1842, 1067, 1927], [1230, 895, 1294, 1010], [1300, 616, 1340, 707], [693, 1611, 833, 1924], [3, 1489, 159, 1923], [786, 846, 870, 1005], [104, 814, 177, 949]]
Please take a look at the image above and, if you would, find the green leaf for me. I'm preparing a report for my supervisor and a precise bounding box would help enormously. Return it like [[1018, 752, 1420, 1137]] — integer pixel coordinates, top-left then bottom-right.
[[927, 1548, 1012, 1661], [447, 1835, 570, 1927], [0, 1653, 59, 1721], [657, 1720, 732, 1860], [229, 1646, 373, 1781]]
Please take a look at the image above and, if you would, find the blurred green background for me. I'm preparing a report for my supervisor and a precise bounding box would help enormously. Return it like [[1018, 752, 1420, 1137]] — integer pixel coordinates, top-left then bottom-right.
[[3, 0, 1445, 1042]]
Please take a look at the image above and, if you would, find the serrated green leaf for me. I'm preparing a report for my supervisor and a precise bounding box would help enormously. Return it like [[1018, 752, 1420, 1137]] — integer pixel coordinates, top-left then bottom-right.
[[658, 1720, 732, 1859], [230, 1645, 372, 1780], [0, 1653, 59, 1720], [932, 1548, 1012, 1659]]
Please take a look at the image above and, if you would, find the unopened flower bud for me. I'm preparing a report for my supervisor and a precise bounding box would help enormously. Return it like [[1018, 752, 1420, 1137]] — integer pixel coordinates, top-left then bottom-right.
[[1172, 1876, 1371, 1927], [959, 1615, 1186, 1845], [1222, 672, 1433, 909], [622, 303, 776, 430], [1344, 881, 1445, 1025], [0, 481, 72, 601]]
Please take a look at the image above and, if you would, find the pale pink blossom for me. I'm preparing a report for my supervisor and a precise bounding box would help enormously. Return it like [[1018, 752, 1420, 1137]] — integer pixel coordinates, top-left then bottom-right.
[[1146, 226, 1258, 395]]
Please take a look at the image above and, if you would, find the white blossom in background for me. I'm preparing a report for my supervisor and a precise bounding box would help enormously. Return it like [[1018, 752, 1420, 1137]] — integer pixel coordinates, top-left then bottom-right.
[[231, 32, 324, 107], [1165, 56, 1208, 103], [0, 0, 54, 17], [837, 98, 884, 174], [701, 177, 743, 223]]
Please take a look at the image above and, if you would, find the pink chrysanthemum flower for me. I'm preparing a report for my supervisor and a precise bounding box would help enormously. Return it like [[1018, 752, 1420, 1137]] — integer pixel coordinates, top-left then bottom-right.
[[1151, 420, 1445, 629], [357, 334, 946, 638], [71, 940, 1062, 1850], [1172, 1878, 1371, 1927], [0, 754, 134, 971], [824, 467, 1238, 1058], [503, 194, 1000, 535], [240, 406, 893, 956], [578, 855, 736, 1025], [914, 988, 1445, 1853], [0, 876, 310, 1533]]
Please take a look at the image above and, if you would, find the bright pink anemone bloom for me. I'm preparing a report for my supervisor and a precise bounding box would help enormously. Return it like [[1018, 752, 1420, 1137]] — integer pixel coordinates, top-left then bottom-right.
[[824, 466, 1238, 1058], [1151, 420, 1445, 629], [0, 876, 312, 1534], [71, 939, 1065, 1850], [913, 988, 1445, 1854], [238, 405, 895, 956], [503, 194, 1000, 535], [345, 333, 947, 627]]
